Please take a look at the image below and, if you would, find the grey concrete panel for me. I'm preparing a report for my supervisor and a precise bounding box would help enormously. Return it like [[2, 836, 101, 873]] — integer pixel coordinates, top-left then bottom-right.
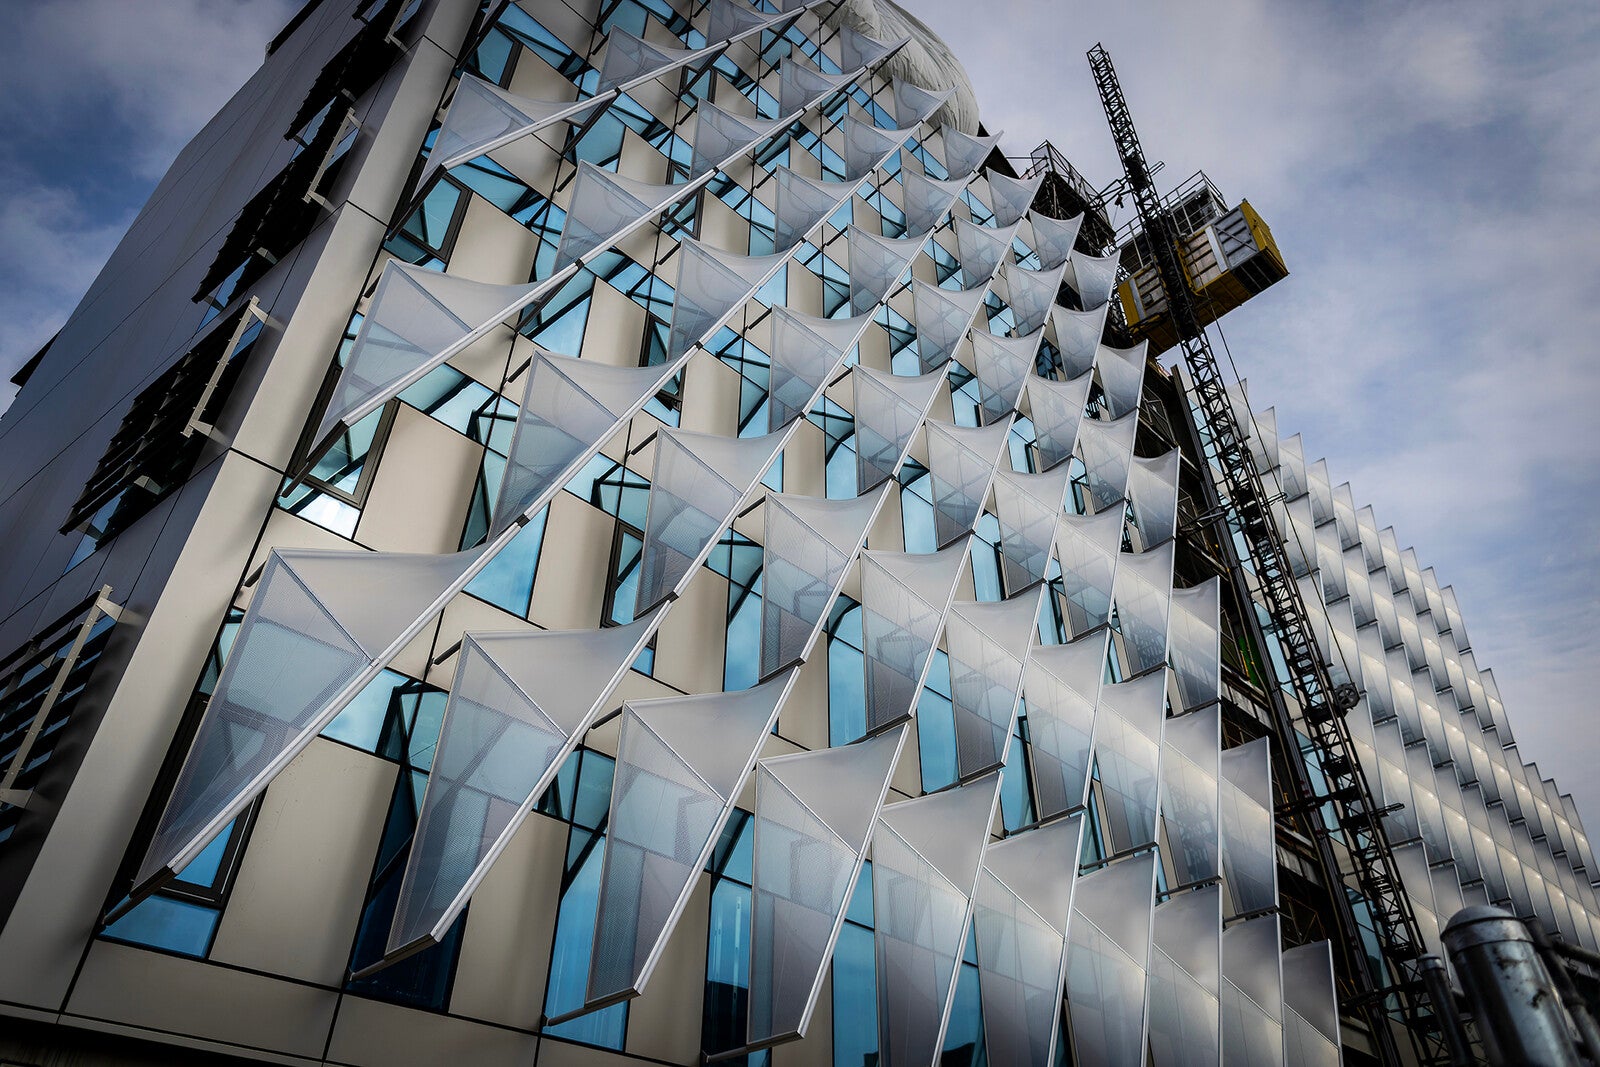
[[325, 996, 537, 1067]]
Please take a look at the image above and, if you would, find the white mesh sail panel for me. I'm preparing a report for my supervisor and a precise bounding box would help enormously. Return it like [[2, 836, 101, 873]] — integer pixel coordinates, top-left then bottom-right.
[[556, 161, 682, 268], [759, 487, 885, 678], [773, 166, 853, 251], [707, 0, 781, 44], [491, 349, 683, 536], [424, 75, 605, 186], [1002, 259, 1065, 336], [841, 116, 913, 181], [1027, 371, 1092, 472], [1066, 248, 1120, 310], [635, 427, 784, 613], [1221, 914, 1284, 1067], [911, 278, 988, 373], [667, 239, 788, 359], [1146, 883, 1223, 1067], [852, 365, 944, 493], [315, 261, 542, 445], [588, 670, 798, 1006], [387, 614, 659, 955], [136, 546, 481, 888], [691, 100, 787, 178], [767, 308, 870, 431], [1028, 212, 1084, 271], [924, 417, 1011, 548], [860, 541, 970, 735], [1054, 507, 1123, 637], [891, 79, 952, 126], [1024, 631, 1106, 819], [974, 814, 1084, 1067], [779, 57, 851, 117], [1079, 411, 1138, 513], [953, 216, 1018, 286], [984, 171, 1044, 228], [1282, 941, 1342, 1067], [747, 726, 907, 1047], [1127, 449, 1180, 550], [1168, 578, 1221, 713], [847, 226, 923, 313], [901, 168, 967, 237], [991, 465, 1070, 595], [837, 25, 902, 71], [597, 29, 712, 92], [1162, 705, 1221, 887], [969, 329, 1039, 425], [1050, 303, 1108, 378], [942, 126, 1001, 178], [945, 589, 1041, 779], [1221, 738, 1276, 918], [1093, 670, 1167, 852], [1113, 540, 1174, 677], [1096, 341, 1148, 420], [1066, 851, 1158, 1067], [873, 773, 1001, 1067]]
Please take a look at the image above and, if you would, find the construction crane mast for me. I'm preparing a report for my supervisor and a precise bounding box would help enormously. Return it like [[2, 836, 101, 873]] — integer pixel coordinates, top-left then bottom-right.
[[1085, 44, 1454, 1066]]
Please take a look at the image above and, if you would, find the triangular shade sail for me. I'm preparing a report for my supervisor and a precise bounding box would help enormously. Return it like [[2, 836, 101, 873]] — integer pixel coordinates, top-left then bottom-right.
[[1249, 405, 1280, 474], [847, 226, 923, 313], [597, 29, 717, 93], [1161, 705, 1221, 888], [891, 79, 953, 127], [983, 171, 1044, 228], [1002, 259, 1066, 336], [953, 216, 1018, 286], [991, 464, 1070, 595], [1054, 506, 1123, 637], [1220, 738, 1276, 917], [635, 427, 785, 614], [424, 76, 608, 187], [1050, 303, 1108, 378], [491, 348, 686, 536], [135, 545, 483, 890], [1127, 448, 1180, 550], [668, 239, 789, 359], [1028, 212, 1083, 271], [974, 814, 1085, 1067], [315, 261, 543, 445], [1112, 540, 1175, 677], [1146, 883, 1223, 1067], [946, 589, 1042, 779], [860, 541, 970, 735], [1096, 341, 1148, 419], [1282, 941, 1341, 1067], [838, 25, 904, 72], [1168, 578, 1221, 713], [911, 278, 989, 372], [841, 115, 915, 181], [852, 365, 944, 493], [767, 307, 871, 431], [556, 161, 684, 268], [773, 166, 854, 250], [707, 0, 783, 44], [942, 126, 1001, 179], [1066, 851, 1158, 1067], [779, 57, 852, 116], [1093, 669, 1168, 853], [925, 417, 1012, 548], [385, 614, 660, 957], [1028, 370, 1092, 472], [691, 99, 789, 178], [874, 772, 1002, 1067], [747, 726, 908, 1047], [1025, 632, 1107, 819], [588, 670, 799, 1006], [1066, 248, 1120, 310], [1221, 914, 1284, 1067], [760, 487, 886, 678], [901, 168, 968, 237], [1079, 410, 1139, 513]]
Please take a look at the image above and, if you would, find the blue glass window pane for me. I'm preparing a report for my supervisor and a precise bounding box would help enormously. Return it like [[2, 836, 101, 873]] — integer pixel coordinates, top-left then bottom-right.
[[917, 653, 958, 792], [321, 669, 408, 753], [544, 828, 628, 1046], [833, 921, 878, 1067], [102, 895, 220, 958], [573, 750, 616, 831], [465, 505, 547, 616]]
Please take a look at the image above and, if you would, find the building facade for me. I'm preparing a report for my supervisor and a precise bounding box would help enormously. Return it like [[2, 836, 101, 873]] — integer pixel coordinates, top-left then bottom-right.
[[0, 1, 1593, 1065]]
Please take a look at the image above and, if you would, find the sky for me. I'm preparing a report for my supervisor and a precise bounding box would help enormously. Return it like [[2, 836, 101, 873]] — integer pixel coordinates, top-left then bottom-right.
[[0, 1, 1596, 830]]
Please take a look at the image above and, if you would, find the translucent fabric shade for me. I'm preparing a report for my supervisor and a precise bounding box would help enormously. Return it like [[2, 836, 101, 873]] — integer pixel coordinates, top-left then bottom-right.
[[1127, 448, 1180, 549], [911, 278, 988, 373], [136, 545, 483, 890], [1162, 705, 1221, 886], [555, 161, 683, 268], [1168, 578, 1221, 712], [840, 116, 914, 181], [924, 417, 1012, 548], [901, 168, 968, 237], [424, 75, 606, 187], [315, 261, 542, 445], [1029, 211, 1084, 271], [778, 57, 852, 117], [1093, 669, 1168, 852], [1050, 303, 1108, 378], [848, 226, 923, 313], [1054, 507, 1123, 637], [597, 28, 714, 93], [707, 0, 782, 44], [760, 487, 886, 678], [1078, 411, 1139, 513], [891, 79, 952, 127], [1028, 370, 1092, 472], [1024, 631, 1107, 819], [773, 166, 854, 251], [953, 216, 1018, 286], [1096, 341, 1148, 420], [1066, 851, 1158, 1067], [1002, 260, 1066, 336], [945, 589, 1042, 779], [852, 365, 944, 493], [1066, 248, 1120, 310], [991, 465, 1071, 595], [837, 25, 903, 72], [587, 670, 799, 1006], [491, 348, 685, 536], [668, 239, 788, 359], [974, 814, 1085, 1067], [860, 541, 970, 736], [1220, 738, 1276, 918], [943, 126, 1001, 178], [635, 427, 784, 614], [692, 100, 788, 178], [969, 329, 1039, 425], [1282, 940, 1341, 1067], [984, 171, 1044, 228], [1221, 914, 1284, 1067], [873, 772, 1002, 1067], [386, 614, 659, 957], [747, 725, 907, 1047], [766, 308, 870, 431], [1113, 541, 1175, 678], [1146, 883, 1222, 1067]]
